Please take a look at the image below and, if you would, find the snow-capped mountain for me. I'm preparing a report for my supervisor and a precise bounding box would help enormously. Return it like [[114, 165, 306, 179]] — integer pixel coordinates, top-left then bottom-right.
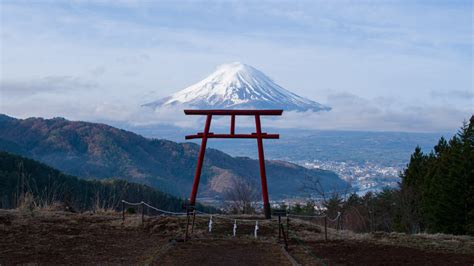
[[144, 62, 330, 112]]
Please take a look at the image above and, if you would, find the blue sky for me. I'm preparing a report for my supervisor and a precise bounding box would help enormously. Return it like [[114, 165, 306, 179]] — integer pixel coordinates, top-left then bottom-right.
[[0, 0, 472, 132]]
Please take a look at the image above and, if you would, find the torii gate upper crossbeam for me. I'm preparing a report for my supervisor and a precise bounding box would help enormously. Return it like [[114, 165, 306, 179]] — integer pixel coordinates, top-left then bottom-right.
[[184, 109, 283, 219]]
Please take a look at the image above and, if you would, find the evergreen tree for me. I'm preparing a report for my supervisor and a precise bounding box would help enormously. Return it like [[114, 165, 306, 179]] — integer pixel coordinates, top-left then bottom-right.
[[466, 117, 474, 234], [400, 116, 474, 235], [398, 146, 426, 233]]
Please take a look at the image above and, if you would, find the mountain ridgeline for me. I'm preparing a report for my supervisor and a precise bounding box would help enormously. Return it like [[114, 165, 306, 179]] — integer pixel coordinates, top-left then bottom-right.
[[0, 151, 204, 212], [0, 114, 347, 199]]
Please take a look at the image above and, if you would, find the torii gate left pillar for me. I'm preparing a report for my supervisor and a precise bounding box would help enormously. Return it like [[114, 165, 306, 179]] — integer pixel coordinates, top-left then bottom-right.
[[184, 109, 283, 219]]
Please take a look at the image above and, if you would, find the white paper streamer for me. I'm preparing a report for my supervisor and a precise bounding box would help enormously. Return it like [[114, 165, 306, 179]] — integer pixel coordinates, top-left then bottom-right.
[[233, 220, 237, 237], [208, 215, 213, 232], [254, 221, 259, 238]]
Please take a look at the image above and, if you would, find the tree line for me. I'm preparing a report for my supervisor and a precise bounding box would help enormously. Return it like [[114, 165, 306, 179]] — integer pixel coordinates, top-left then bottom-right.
[[0, 151, 215, 213], [290, 117, 473, 235]]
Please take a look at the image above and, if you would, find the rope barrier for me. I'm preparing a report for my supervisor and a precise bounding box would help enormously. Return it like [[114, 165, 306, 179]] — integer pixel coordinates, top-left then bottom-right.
[[288, 212, 341, 222], [123, 200, 275, 223], [121, 200, 143, 206], [327, 212, 341, 222], [142, 202, 188, 215], [122, 200, 187, 216], [124, 200, 341, 223], [122, 200, 342, 240], [288, 214, 326, 219]]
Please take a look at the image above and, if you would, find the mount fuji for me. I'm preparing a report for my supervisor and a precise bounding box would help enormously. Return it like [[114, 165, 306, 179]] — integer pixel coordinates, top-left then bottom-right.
[[143, 62, 330, 112]]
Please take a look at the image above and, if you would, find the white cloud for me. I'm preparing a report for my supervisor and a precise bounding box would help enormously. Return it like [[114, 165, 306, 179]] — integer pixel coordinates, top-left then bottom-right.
[[430, 89, 474, 100], [1, 76, 471, 132], [0, 76, 98, 97], [262, 93, 472, 132]]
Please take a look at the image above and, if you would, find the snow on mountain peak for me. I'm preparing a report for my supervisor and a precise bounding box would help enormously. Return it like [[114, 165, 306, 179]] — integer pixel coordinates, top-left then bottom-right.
[[144, 62, 330, 112]]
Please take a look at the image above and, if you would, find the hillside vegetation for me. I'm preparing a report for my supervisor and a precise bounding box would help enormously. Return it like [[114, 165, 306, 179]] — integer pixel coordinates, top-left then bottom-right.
[[0, 151, 214, 212], [0, 114, 347, 198]]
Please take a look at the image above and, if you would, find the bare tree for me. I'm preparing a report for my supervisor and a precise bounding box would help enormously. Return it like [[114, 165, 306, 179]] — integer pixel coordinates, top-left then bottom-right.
[[302, 176, 351, 205], [224, 177, 259, 214], [302, 176, 352, 228], [302, 176, 329, 203]]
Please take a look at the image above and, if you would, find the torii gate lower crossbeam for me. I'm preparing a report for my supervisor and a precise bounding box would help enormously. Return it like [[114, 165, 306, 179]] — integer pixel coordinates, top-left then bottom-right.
[[184, 109, 283, 219]]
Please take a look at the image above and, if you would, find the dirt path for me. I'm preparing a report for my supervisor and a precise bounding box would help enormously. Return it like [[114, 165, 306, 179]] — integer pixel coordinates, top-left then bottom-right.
[[156, 238, 292, 265]]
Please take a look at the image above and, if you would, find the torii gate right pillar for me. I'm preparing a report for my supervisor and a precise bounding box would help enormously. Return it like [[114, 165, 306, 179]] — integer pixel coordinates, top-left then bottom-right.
[[255, 114, 271, 219]]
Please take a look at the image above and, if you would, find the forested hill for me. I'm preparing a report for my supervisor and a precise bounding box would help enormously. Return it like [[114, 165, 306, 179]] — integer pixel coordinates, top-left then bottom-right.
[[0, 114, 348, 199], [0, 151, 212, 212], [397, 116, 474, 235]]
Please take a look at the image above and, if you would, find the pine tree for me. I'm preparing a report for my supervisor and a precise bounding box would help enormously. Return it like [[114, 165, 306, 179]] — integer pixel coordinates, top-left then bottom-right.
[[418, 117, 473, 235], [460, 117, 474, 234], [399, 146, 426, 233], [422, 138, 446, 232]]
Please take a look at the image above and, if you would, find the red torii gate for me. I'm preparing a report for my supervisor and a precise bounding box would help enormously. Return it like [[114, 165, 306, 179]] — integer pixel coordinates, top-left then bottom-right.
[[184, 109, 283, 219]]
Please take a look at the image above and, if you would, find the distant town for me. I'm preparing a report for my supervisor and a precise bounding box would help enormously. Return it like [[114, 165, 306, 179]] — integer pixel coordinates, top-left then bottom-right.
[[198, 159, 402, 211], [300, 160, 401, 194]]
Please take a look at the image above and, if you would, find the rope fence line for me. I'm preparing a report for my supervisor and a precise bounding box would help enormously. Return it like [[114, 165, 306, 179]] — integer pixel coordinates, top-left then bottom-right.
[[142, 201, 188, 216], [288, 211, 342, 241], [327, 212, 342, 222], [122, 200, 187, 215], [288, 211, 341, 221], [121, 201, 143, 206], [121, 200, 342, 242], [288, 214, 327, 219], [122, 200, 341, 223]]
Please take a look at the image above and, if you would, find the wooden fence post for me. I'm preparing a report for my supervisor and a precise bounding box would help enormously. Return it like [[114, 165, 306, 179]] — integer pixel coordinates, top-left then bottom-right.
[[278, 215, 282, 240], [185, 211, 190, 241], [122, 201, 125, 222], [324, 216, 328, 241], [191, 210, 196, 234], [337, 214, 340, 231], [141, 202, 145, 225]]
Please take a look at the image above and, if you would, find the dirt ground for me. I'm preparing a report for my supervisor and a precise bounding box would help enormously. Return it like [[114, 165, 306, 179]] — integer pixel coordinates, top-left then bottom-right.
[[0, 210, 169, 264], [289, 239, 474, 265], [157, 239, 292, 265], [1, 210, 473, 265]]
